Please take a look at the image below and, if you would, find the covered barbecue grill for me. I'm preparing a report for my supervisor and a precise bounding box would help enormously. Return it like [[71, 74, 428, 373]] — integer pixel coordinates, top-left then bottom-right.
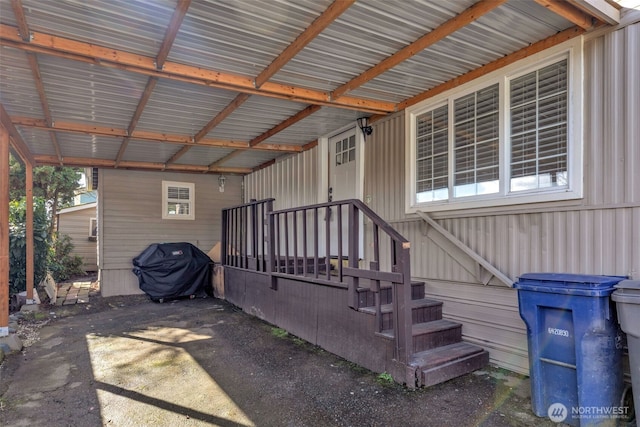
[[132, 242, 212, 302]]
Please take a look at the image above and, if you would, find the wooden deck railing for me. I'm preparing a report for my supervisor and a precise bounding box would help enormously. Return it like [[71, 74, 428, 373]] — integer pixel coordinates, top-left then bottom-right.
[[221, 198, 413, 366]]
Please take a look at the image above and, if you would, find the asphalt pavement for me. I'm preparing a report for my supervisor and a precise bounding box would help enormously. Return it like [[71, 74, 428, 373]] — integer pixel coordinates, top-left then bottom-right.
[[0, 294, 563, 427]]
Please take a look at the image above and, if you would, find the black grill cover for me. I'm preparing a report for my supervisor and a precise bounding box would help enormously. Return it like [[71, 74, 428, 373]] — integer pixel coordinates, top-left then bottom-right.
[[132, 242, 212, 301]]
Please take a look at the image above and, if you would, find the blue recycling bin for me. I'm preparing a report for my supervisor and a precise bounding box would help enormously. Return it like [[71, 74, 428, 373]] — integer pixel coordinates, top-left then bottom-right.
[[514, 273, 626, 427]]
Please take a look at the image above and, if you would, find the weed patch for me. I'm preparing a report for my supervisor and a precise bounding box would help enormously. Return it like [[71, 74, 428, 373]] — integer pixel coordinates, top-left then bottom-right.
[[271, 327, 288, 338], [377, 372, 394, 386]]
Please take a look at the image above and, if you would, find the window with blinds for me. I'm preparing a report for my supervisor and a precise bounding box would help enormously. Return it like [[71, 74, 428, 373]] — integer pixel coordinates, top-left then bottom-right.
[[416, 105, 448, 202], [454, 84, 500, 198], [510, 59, 568, 192], [407, 44, 581, 212], [162, 181, 195, 220]]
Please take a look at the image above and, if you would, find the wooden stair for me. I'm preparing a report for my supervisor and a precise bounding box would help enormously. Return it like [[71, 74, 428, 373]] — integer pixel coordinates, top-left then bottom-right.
[[357, 281, 489, 388]]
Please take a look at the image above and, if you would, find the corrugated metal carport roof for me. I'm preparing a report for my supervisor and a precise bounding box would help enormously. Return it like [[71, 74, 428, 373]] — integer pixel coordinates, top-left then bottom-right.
[[0, 0, 622, 173]]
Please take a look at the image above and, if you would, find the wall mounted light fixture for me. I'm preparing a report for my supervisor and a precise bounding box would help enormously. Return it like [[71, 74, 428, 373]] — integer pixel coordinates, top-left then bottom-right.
[[357, 117, 373, 137]]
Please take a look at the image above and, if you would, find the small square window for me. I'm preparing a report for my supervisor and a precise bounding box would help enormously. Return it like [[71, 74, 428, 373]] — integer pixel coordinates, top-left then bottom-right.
[[162, 181, 195, 220]]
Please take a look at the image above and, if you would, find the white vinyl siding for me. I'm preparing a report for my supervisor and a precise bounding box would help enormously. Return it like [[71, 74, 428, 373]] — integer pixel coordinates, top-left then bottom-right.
[[162, 181, 195, 220]]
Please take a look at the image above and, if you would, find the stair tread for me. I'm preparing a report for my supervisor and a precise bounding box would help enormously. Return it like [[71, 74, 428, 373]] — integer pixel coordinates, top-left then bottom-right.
[[358, 298, 442, 315], [410, 342, 486, 370], [379, 319, 461, 338], [411, 319, 461, 335]]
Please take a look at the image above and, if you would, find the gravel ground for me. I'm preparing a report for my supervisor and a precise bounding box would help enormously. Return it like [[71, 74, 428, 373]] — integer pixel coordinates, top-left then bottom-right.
[[0, 291, 576, 427]]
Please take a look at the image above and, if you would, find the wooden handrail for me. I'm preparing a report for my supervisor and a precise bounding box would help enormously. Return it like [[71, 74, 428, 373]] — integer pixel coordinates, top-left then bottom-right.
[[222, 197, 414, 368]]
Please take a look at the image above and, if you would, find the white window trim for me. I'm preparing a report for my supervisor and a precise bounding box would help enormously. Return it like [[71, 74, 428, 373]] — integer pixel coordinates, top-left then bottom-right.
[[405, 37, 583, 213], [89, 217, 97, 237], [162, 180, 195, 220]]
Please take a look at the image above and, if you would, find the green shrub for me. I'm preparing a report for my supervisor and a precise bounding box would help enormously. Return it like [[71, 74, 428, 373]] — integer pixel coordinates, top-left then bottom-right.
[[48, 233, 85, 282], [9, 198, 49, 295]]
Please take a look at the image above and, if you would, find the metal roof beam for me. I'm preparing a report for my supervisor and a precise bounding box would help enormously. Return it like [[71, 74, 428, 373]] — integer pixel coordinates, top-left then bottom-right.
[[330, 0, 507, 100]]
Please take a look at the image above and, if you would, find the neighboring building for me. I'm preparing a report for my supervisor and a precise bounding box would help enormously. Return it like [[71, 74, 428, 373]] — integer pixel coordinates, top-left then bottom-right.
[[57, 201, 98, 273]]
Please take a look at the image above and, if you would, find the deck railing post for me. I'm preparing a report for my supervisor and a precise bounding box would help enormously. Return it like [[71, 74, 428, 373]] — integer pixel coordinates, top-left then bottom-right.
[[347, 203, 360, 309], [250, 201, 258, 271], [221, 208, 228, 266], [392, 240, 413, 366], [266, 200, 277, 290]]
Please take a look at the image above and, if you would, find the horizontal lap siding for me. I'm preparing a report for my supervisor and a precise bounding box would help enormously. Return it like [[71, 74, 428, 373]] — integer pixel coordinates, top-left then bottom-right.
[[57, 207, 97, 271], [99, 169, 242, 296]]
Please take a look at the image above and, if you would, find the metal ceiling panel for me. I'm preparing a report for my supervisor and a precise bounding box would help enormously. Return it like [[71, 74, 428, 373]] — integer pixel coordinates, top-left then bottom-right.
[[207, 96, 309, 141], [221, 149, 282, 169], [264, 106, 362, 145], [36, 55, 149, 128], [135, 79, 240, 136], [56, 133, 122, 160], [173, 145, 236, 167], [16, 127, 57, 156], [349, 2, 576, 103], [0, 46, 44, 119], [120, 139, 185, 164], [270, 0, 473, 92], [0, 0, 17, 26], [169, 0, 333, 77], [16, 0, 176, 57]]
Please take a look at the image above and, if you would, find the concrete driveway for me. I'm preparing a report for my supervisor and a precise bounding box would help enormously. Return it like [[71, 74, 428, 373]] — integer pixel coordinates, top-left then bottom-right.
[[0, 294, 555, 427]]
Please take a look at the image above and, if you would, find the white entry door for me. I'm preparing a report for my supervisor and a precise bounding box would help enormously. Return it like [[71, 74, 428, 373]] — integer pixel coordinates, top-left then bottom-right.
[[328, 128, 363, 257]]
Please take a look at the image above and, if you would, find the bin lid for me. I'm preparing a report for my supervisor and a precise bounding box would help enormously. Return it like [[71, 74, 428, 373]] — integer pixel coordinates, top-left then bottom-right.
[[514, 273, 626, 296], [612, 280, 640, 303]]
